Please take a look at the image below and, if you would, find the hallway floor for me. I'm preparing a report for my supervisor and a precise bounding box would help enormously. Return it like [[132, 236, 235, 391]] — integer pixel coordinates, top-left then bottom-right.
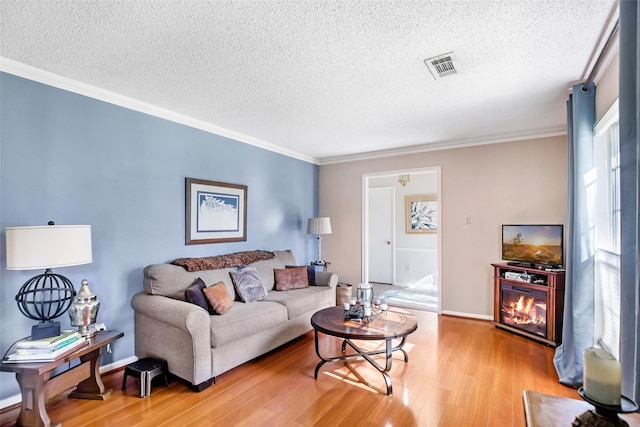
[[370, 282, 439, 312]]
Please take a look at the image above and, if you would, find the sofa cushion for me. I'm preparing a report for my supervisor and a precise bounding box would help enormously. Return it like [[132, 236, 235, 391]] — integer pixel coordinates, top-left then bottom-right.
[[184, 278, 211, 313], [263, 286, 335, 319], [144, 264, 196, 300], [250, 250, 297, 291], [274, 266, 309, 291], [203, 281, 233, 315], [230, 266, 268, 302], [209, 301, 287, 347]]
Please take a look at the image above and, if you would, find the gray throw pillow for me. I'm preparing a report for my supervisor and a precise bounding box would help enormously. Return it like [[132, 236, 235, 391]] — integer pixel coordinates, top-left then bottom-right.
[[229, 266, 268, 303]]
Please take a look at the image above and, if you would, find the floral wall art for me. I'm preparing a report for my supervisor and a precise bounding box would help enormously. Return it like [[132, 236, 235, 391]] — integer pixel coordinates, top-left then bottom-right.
[[406, 195, 438, 234]]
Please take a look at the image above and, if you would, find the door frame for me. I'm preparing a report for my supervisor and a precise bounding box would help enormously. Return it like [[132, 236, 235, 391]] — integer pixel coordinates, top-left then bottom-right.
[[362, 166, 442, 313]]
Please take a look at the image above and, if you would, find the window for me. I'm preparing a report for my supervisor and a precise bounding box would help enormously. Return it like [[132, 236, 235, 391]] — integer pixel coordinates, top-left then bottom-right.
[[593, 100, 620, 358], [609, 123, 620, 253]]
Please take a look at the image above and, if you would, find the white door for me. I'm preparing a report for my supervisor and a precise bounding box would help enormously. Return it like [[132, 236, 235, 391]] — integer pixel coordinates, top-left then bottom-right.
[[368, 187, 394, 284]]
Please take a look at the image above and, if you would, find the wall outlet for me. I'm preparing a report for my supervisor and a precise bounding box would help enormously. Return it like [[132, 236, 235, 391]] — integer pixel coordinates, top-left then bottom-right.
[[405, 265, 411, 271]]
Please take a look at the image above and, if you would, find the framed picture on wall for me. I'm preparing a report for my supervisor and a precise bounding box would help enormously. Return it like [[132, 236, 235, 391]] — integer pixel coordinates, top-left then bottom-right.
[[406, 195, 438, 234], [185, 178, 247, 244]]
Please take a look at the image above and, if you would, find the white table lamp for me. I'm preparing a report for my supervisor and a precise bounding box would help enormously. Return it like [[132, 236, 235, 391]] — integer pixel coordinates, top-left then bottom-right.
[[308, 217, 332, 265]]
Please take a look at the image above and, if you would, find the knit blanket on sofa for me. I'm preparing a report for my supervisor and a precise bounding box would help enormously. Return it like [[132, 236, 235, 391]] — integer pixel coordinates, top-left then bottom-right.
[[171, 250, 275, 272]]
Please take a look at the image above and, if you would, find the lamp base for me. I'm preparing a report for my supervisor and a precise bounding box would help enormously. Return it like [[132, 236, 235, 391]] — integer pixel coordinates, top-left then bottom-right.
[[77, 324, 98, 338], [31, 321, 61, 340]]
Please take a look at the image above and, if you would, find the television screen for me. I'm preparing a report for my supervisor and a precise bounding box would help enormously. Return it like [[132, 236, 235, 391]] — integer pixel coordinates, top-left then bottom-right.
[[502, 224, 564, 267]]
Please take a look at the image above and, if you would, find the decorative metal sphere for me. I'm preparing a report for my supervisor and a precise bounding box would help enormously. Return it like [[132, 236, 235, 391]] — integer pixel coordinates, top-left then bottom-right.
[[15, 269, 76, 322]]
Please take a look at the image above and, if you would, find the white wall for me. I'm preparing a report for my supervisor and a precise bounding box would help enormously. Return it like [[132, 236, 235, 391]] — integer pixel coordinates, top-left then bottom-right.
[[320, 136, 567, 319]]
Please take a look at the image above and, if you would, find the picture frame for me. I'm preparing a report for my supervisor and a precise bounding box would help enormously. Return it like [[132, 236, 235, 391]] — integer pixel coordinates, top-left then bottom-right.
[[405, 195, 438, 234], [185, 178, 247, 244]]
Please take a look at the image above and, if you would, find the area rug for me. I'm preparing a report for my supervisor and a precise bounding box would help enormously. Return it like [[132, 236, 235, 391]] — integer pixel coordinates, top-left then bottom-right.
[[377, 288, 438, 311]]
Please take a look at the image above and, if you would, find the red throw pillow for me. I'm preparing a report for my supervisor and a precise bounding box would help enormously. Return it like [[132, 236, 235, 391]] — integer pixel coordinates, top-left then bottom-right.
[[274, 267, 310, 291], [286, 265, 316, 285]]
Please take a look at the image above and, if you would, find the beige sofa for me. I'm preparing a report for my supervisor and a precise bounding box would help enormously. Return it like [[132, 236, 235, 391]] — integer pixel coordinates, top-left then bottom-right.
[[131, 250, 338, 390]]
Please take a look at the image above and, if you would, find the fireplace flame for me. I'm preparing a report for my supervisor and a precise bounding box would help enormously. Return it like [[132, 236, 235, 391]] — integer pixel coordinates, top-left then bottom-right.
[[503, 295, 546, 325]]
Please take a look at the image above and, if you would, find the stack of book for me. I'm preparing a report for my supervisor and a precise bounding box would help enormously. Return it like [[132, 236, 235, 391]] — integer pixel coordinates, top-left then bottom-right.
[[3, 330, 87, 363]]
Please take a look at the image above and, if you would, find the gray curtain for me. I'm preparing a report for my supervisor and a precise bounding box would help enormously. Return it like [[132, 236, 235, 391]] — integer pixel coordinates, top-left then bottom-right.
[[619, 0, 639, 402], [553, 82, 596, 386]]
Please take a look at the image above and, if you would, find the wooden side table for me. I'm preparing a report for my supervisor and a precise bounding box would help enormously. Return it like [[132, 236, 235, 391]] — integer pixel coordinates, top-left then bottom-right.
[[1, 331, 124, 427], [523, 390, 640, 426]]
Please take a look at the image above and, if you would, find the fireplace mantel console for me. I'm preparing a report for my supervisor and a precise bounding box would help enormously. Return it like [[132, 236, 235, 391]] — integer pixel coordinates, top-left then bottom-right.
[[491, 263, 565, 347]]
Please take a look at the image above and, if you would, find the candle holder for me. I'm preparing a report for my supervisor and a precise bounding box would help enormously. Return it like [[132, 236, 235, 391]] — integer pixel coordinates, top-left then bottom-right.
[[344, 302, 365, 322], [344, 300, 389, 324], [356, 283, 374, 307], [372, 299, 388, 317], [575, 387, 639, 427]]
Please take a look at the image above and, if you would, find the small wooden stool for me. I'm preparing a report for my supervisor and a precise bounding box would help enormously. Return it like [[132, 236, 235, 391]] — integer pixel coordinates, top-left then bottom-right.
[[122, 358, 169, 398]]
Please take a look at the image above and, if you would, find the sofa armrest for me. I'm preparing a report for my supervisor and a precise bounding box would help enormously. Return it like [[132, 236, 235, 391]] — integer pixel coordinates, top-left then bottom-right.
[[314, 271, 338, 288], [131, 292, 212, 386], [131, 292, 210, 333]]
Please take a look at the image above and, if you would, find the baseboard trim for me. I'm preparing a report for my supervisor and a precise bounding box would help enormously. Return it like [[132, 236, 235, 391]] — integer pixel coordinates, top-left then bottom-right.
[[441, 310, 493, 321], [0, 355, 138, 412], [100, 355, 138, 375]]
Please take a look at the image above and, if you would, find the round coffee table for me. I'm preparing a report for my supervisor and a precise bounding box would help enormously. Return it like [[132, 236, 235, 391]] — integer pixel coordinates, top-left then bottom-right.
[[311, 305, 418, 395]]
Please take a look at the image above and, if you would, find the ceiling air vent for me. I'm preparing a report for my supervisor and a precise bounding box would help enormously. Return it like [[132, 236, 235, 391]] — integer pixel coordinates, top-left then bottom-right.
[[424, 52, 458, 80]]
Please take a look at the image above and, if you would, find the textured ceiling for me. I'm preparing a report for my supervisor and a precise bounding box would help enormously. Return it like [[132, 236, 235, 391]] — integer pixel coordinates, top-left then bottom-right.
[[0, 1, 618, 163]]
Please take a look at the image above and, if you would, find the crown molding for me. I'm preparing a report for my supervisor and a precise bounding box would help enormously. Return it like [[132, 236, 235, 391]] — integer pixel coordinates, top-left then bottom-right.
[[0, 57, 319, 165], [317, 129, 567, 165], [1, 58, 568, 168]]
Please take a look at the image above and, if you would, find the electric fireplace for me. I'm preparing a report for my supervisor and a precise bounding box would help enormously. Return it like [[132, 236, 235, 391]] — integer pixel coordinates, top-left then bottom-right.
[[500, 283, 547, 338], [492, 263, 565, 346]]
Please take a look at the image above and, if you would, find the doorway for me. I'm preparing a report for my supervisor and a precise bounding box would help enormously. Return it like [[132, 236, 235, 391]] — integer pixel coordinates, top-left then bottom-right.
[[362, 167, 441, 312], [368, 187, 394, 284]]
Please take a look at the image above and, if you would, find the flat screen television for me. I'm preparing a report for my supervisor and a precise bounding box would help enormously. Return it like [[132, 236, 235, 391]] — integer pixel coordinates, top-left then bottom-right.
[[502, 224, 564, 268]]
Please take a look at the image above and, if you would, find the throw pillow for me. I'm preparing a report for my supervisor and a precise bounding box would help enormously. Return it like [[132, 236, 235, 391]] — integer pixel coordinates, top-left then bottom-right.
[[202, 281, 233, 315], [184, 278, 211, 313], [286, 265, 316, 285], [229, 266, 268, 303], [275, 266, 310, 291]]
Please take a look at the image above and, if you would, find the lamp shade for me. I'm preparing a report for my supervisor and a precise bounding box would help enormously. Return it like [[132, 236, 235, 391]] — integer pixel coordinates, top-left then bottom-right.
[[307, 217, 332, 235], [6, 225, 92, 270]]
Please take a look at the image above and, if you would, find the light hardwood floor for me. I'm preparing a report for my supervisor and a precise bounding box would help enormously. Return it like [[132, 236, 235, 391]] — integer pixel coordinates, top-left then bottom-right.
[[2, 310, 580, 427]]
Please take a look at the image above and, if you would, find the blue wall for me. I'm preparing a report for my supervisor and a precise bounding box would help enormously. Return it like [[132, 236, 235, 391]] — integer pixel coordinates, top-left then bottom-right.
[[0, 72, 319, 400]]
